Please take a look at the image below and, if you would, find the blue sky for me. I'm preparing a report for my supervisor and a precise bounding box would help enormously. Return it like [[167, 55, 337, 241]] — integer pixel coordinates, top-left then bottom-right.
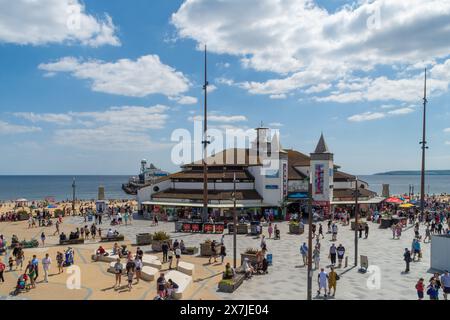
[[0, 0, 450, 175]]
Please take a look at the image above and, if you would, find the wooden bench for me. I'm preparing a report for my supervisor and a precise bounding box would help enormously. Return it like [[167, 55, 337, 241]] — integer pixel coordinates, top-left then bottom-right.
[[177, 261, 195, 276], [218, 273, 245, 293], [141, 266, 159, 282], [164, 270, 192, 300], [142, 255, 162, 270], [100, 235, 125, 242], [59, 238, 84, 245]]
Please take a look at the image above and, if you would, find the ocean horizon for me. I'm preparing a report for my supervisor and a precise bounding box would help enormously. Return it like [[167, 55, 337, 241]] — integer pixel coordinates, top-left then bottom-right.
[[0, 174, 449, 202]]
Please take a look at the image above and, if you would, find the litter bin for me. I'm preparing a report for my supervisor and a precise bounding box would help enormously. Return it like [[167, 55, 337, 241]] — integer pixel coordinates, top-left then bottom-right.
[[250, 221, 260, 235], [266, 253, 273, 266]]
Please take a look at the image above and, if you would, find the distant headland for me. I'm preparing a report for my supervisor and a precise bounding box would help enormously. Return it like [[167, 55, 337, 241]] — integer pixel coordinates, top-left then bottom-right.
[[374, 170, 450, 175]]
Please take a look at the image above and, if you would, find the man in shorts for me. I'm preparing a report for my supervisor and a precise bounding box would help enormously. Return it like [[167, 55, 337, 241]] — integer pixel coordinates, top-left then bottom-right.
[[441, 270, 450, 300], [317, 268, 328, 297]]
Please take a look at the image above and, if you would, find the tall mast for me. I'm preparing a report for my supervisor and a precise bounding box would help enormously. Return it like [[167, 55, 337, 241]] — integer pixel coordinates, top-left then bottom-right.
[[420, 68, 428, 215], [202, 45, 209, 221]]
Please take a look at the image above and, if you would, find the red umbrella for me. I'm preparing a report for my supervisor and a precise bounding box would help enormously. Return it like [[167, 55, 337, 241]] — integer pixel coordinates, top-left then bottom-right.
[[385, 197, 403, 204]]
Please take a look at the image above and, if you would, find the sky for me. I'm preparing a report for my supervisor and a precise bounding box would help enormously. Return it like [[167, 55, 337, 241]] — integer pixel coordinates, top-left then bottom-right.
[[0, 0, 450, 175]]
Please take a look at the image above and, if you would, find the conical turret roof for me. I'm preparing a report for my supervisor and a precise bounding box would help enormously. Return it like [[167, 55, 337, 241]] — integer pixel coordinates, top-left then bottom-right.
[[314, 133, 330, 153]]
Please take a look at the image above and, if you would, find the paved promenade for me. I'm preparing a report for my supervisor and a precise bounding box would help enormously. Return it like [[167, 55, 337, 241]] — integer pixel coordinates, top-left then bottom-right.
[[0, 215, 437, 300]]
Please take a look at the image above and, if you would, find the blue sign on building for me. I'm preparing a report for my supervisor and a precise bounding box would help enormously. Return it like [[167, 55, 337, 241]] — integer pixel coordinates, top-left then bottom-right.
[[288, 192, 309, 199], [265, 185, 279, 190]]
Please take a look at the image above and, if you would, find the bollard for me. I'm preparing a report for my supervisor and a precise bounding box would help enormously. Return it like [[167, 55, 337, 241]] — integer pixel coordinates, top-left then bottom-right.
[[345, 256, 348, 268]]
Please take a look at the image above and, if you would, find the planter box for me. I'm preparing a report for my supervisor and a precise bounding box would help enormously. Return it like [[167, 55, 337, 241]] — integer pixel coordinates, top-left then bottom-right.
[[136, 233, 153, 246], [350, 221, 368, 231], [237, 224, 249, 234], [241, 253, 258, 266], [100, 235, 125, 242], [380, 218, 392, 229], [289, 224, 304, 234], [182, 247, 199, 255], [218, 274, 245, 293], [151, 239, 172, 252], [200, 242, 213, 256]]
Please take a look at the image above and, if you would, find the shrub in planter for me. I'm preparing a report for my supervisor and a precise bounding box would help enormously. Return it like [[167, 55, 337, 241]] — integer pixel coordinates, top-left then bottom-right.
[[183, 247, 199, 255], [151, 232, 172, 252], [54, 209, 64, 218], [200, 239, 213, 256], [20, 239, 39, 249], [17, 210, 30, 221], [288, 221, 304, 234]]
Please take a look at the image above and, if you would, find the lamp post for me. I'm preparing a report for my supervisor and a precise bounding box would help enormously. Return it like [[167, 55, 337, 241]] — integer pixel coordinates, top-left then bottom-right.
[[232, 172, 237, 269], [202, 45, 210, 222], [307, 176, 313, 300], [72, 177, 76, 215], [353, 177, 360, 267], [419, 68, 428, 217]]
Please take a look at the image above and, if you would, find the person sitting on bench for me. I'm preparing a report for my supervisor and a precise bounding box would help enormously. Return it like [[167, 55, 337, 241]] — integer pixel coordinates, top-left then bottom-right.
[[96, 246, 107, 258], [107, 229, 114, 238], [59, 232, 67, 241], [223, 262, 235, 280], [243, 258, 254, 279], [257, 257, 268, 274]]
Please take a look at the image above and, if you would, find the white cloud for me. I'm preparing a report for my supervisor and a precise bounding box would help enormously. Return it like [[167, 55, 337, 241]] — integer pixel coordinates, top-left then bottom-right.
[[387, 107, 415, 115], [174, 96, 198, 105], [39, 55, 191, 98], [173, 0, 450, 101], [188, 114, 247, 123], [208, 85, 218, 93], [0, 120, 41, 134], [304, 83, 331, 94], [13, 112, 72, 124], [0, 0, 120, 47], [269, 122, 284, 127], [348, 112, 385, 122], [269, 94, 287, 100], [444, 128, 450, 133], [445, 141, 450, 145]]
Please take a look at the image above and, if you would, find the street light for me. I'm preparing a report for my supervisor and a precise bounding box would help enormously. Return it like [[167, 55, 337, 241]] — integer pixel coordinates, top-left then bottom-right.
[[232, 172, 237, 269], [353, 177, 360, 267], [307, 174, 313, 300]]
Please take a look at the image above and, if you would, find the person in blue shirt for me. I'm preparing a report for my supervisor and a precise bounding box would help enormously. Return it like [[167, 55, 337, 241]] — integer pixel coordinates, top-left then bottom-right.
[[31, 254, 39, 281], [427, 279, 440, 300], [300, 243, 308, 266]]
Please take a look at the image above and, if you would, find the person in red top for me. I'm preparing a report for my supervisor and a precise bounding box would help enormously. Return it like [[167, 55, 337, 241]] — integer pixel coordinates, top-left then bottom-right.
[[0, 261, 6, 282], [416, 278, 424, 300]]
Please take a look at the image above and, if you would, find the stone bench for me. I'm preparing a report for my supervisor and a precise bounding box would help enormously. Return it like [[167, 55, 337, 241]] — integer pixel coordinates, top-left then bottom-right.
[[218, 273, 245, 293], [91, 250, 119, 263], [141, 266, 159, 282], [164, 270, 192, 300], [177, 261, 195, 276], [107, 262, 126, 274], [142, 255, 162, 270], [100, 235, 125, 242], [59, 238, 84, 245]]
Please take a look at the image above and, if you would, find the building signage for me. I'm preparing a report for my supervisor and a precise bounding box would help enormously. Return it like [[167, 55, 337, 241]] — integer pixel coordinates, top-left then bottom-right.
[[315, 164, 324, 195], [265, 170, 279, 178], [288, 192, 309, 199], [265, 185, 279, 190], [283, 162, 288, 197]]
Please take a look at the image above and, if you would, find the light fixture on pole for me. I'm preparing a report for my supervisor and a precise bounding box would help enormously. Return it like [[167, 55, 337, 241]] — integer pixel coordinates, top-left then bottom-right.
[[232, 172, 237, 269], [306, 171, 313, 300]]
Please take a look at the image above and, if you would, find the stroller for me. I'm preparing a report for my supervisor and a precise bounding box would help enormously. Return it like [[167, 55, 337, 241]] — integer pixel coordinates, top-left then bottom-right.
[[64, 247, 75, 266], [12, 274, 30, 296]]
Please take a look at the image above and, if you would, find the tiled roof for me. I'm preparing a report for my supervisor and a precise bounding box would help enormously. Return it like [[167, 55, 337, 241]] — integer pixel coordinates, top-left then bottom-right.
[[152, 189, 263, 201]]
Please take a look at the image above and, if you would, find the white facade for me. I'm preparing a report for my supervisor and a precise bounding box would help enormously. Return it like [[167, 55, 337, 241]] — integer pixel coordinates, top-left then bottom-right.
[[431, 235, 450, 272]]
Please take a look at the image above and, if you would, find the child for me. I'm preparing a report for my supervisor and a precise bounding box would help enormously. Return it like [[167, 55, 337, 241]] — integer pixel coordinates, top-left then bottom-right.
[[127, 269, 134, 291], [9, 256, 14, 271], [415, 278, 424, 300]]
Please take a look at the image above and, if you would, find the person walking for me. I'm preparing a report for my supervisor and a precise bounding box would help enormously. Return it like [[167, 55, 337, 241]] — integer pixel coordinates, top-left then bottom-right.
[[318, 224, 324, 239], [219, 244, 226, 264], [364, 224, 369, 239], [300, 242, 308, 266], [31, 255, 39, 282], [168, 248, 174, 269], [135, 256, 142, 284], [415, 278, 425, 300], [317, 268, 328, 297], [113, 258, 123, 289], [0, 260, 5, 283], [175, 247, 182, 268], [331, 223, 338, 241], [441, 270, 450, 300], [53, 220, 60, 236], [337, 244, 345, 268], [40, 232, 46, 247], [424, 226, 431, 243], [403, 248, 412, 273], [328, 266, 338, 297], [268, 223, 273, 239], [42, 253, 51, 283], [313, 246, 320, 270], [56, 251, 64, 274], [329, 244, 337, 267], [209, 240, 217, 264], [162, 241, 169, 263]]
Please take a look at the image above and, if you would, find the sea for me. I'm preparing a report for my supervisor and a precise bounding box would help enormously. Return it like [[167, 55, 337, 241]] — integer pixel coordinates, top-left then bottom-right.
[[0, 174, 449, 201]]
